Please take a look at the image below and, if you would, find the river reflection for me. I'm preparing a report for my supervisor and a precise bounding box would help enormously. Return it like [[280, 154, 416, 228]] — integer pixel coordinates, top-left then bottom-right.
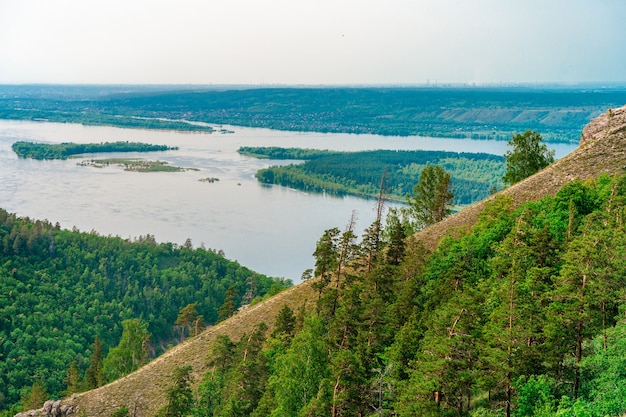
[[0, 120, 577, 281]]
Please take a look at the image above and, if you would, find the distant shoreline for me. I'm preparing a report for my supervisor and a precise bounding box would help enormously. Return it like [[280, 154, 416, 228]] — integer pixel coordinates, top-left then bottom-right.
[[2, 85, 626, 144]]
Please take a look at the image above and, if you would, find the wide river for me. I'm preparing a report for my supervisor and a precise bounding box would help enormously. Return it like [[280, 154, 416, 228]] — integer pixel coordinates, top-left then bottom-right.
[[0, 120, 577, 282]]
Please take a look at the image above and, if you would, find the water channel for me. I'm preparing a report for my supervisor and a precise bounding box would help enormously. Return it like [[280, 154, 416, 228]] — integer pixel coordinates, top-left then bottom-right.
[[0, 120, 577, 281]]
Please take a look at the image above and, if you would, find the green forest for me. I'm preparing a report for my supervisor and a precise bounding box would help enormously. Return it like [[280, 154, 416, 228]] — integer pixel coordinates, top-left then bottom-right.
[[0, 211, 290, 413], [2, 85, 626, 142], [156, 172, 626, 417], [11, 141, 176, 160], [241, 147, 505, 205]]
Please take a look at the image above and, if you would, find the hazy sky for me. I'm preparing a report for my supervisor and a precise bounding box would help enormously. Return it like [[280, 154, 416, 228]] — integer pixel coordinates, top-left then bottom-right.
[[1, 0, 625, 85]]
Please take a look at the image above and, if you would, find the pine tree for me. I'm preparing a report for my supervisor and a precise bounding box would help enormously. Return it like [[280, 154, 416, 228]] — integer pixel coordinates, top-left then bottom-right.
[[218, 323, 269, 416], [62, 360, 82, 396], [406, 164, 454, 229], [162, 366, 194, 417], [217, 286, 238, 322], [263, 316, 331, 417], [195, 335, 236, 416], [383, 208, 407, 266], [312, 227, 340, 299], [546, 210, 626, 397], [175, 303, 203, 342], [20, 381, 48, 412], [84, 335, 104, 389], [482, 210, 553, 416], [271, 304, 296, 342]]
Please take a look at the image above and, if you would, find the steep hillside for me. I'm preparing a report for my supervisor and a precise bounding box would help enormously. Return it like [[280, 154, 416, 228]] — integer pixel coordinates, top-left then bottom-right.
[[18, 105, 626, 417], [19, 284, 318, 417], [417, 104, 626, 250]]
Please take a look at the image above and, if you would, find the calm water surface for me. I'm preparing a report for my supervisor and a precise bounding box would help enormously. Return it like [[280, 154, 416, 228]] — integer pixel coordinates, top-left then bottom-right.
[[0, 120, 577, 281]]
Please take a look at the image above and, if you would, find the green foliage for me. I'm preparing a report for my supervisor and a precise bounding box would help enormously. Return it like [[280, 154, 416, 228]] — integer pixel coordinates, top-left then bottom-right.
[[187, 172, 626, 417], [111, 406, 130, 417], [81, 158, 190, 172], [311, 227, 340, 299], [271, 305, 296, 341], [516, 324, 626, 417], [503, 130, 555, 186], [62, 360, 81, 396], [102, 318, 151, 382], [176, 303, 204, 342], [406, 164, 454, 228], [217, 286, 238, 322], [264, 316, 330, 417], [0, 211, 289, 411], [84, 335, 104, 389], [11, 141, 176, 160], [246, 147, 504, 205], [3, 86, 625, 142], [194, 335, 236, 416], [160, 366, 195, 417], [571, 318, 626, 416], [239, 147, 332, 160], [19, 381, 48, 412], [193, 324, 269, 416], [514, 375, 556, 417]]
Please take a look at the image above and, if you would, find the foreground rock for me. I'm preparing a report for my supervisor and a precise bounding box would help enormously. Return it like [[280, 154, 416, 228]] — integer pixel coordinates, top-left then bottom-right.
[[14, 399, 78, 417]]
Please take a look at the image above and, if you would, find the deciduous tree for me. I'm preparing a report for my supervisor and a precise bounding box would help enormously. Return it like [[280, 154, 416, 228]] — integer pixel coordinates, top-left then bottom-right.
[[102, 318, 151, 382], [502, 130, 555, 186]]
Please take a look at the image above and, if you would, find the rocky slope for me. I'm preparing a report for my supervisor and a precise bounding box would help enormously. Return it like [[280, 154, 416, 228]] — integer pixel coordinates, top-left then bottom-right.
[[16, 105, 626, 417], [417, 104, 626, 250]]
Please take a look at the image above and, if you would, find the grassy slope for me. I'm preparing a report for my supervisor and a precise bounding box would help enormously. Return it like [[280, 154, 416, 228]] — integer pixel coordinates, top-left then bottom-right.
[[417, 104, 626, 250], [41, 105, 626, 417], [69, 284, 318, 416]]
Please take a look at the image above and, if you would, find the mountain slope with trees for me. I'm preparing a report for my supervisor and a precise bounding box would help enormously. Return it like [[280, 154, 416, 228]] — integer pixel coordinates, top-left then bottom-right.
[[14, 105, 626, 417], [0, 220, 289, 415]]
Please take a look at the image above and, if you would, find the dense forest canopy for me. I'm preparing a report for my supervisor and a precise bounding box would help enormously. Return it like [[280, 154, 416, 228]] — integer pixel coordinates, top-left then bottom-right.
[[169, 172, 626, 417], [2, 85, 626, 142], [11, 141, 176, 160], [0, 211, 290, 413], [240, 147, 505, 205]]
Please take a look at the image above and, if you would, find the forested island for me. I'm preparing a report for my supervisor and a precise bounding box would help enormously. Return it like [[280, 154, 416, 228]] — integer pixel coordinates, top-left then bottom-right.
[[11, 141, 177, 160], [241, 147, 505, 205], [0, 209, 290, 413], [2, 85, 626, 142]]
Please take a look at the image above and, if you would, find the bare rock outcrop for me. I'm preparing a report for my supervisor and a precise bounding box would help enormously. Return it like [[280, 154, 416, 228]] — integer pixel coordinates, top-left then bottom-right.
[[14, 400, 78, 417], [581, 105, 626, 146]]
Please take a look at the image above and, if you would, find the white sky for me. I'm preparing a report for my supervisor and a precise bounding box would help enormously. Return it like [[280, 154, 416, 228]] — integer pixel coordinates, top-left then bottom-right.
[[0, 0, 624, 85]]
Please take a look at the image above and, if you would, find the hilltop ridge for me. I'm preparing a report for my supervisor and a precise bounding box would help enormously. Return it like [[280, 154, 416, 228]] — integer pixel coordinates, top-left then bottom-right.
[[417, 104, 626, 251], [16, 105, 626, 417]]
